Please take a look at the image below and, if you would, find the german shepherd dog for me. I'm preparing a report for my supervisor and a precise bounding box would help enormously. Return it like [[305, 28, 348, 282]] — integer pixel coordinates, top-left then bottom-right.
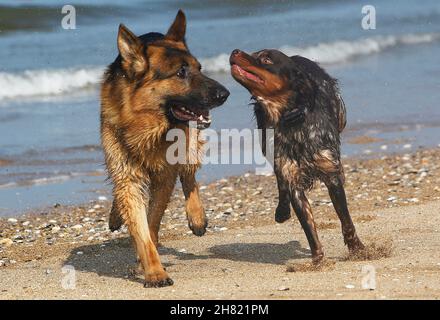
[[100, 10, 229, 287], [230, 49, 364, 263]]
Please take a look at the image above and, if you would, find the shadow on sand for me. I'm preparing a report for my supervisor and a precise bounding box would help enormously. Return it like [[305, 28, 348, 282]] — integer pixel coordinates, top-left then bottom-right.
[[64, 237, 311, 284]]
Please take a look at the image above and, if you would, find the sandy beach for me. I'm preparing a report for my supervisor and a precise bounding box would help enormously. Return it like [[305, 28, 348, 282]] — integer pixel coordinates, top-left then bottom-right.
[[1, 148, 440, 299]]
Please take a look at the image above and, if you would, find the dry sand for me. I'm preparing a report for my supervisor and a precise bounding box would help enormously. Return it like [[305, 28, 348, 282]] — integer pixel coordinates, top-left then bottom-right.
[[1, 200, 440, 300]]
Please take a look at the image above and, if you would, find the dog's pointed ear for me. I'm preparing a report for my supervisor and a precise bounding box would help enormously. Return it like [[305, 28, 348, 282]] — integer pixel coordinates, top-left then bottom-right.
[[117, 24, 147, 75], [165, 10, 186, 42]]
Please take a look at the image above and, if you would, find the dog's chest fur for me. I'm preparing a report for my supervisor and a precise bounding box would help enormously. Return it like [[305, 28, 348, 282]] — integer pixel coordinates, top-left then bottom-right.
[[102, 119, 204, 179]]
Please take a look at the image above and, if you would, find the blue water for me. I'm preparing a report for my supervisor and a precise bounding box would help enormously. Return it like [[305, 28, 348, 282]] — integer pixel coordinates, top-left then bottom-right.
[[0, 0, 440, 215]]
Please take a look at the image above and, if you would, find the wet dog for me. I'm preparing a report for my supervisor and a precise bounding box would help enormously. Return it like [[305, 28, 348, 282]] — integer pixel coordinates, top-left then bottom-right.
[[100, 10, 229, 287], [230, 48, 364, 263]]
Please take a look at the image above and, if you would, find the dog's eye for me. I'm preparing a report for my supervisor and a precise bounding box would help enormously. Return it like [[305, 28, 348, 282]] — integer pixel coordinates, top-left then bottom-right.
[[261, 57, 273, 65], [177, 66, 187, 79]]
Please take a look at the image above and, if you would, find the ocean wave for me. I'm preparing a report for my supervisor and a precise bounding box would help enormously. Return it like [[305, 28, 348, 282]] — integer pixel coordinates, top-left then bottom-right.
[[0, 67, 104, 100], [0, 170, 104, 189], [202, 32, 440, 72], [280, 33, 440, 65], [0, 33, 438, 101], [0, 174, 71, 189]]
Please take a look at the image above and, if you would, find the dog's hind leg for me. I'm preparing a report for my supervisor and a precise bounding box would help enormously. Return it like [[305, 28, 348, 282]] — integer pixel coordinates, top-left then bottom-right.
[[324, 174, 365, 253], [274, 167, 292, 223], [290, 190, 324, 263], [180, 170, 207, 237], [147, 171, 178, 247], [114, 179, 172, 288]]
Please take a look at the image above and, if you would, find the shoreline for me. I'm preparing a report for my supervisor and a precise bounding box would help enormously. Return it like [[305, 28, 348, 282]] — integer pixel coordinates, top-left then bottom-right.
[[0, 141, 436, 217], [0, 121, 439, 215]]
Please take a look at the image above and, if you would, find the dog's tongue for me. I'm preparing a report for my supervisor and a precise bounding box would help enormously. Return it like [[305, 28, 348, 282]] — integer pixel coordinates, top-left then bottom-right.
[[233, 65, 263, 83]]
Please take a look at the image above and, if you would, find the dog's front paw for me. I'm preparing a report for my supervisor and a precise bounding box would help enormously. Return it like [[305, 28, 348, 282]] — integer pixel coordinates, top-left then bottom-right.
[[275, 204, 291, 223], [144, 271, 174, 288], [188, 217, 208, 237]]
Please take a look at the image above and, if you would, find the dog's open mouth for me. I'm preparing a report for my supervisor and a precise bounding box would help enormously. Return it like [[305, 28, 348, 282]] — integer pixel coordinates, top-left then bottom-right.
[[170, 104, 212, 129], [231, 64, 264, 84]]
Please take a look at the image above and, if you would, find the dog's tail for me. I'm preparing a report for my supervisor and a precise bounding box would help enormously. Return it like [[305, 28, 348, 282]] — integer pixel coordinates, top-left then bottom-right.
[[336, 94, 347, 133]]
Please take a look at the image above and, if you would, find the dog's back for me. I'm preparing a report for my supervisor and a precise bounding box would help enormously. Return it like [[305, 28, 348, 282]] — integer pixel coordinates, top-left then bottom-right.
[[290, 55, 346, 133]]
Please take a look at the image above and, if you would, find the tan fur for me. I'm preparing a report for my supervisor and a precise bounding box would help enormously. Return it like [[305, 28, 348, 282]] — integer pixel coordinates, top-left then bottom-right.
[[277, 157, 299, 186], [255, 95, 289, 126], [336, 93, 347, 133], [314, 149, 341, 174]]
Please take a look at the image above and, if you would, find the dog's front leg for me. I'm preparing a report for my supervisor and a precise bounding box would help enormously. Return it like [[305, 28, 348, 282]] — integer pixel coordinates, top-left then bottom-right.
[[108, 199, 124, 231], [113, 179, 172, 288], [180, 170, 207, 236], [147, 171, 178, 247], [290, 189, 324, 264]]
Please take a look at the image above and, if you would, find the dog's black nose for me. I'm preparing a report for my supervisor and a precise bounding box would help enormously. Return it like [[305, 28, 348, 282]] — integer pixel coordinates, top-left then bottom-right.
[[232, 49, 241, 56], [215, 87, 230, 104]]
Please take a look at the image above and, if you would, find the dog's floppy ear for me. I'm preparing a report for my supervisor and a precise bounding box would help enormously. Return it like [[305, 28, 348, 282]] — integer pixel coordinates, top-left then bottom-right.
[[117, 24, 147, 75], [165, 9, 186, 42]]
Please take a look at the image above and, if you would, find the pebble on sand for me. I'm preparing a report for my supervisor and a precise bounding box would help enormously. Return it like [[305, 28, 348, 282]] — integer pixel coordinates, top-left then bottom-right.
[[51, 226, 61, 234], [278, 287, 290, 291], [0, 238, 14, 247]]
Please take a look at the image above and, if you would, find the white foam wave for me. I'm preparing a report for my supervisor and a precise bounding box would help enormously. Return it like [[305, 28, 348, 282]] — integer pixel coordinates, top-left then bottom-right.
[[0, 33, 438, 101], [0, 175, 71, 189], [280, 33, 440, 65], [201, 53, 231, 73], [201, 33, 440, 73], [0, 67, 104, 100], [28, 175, 72, 186], [0, 172, 94, 189]]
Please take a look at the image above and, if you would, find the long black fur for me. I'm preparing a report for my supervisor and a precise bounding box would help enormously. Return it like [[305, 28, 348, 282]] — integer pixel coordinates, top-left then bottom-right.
[[231, 49, 364, 263], [256, 55, 347, 191]]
